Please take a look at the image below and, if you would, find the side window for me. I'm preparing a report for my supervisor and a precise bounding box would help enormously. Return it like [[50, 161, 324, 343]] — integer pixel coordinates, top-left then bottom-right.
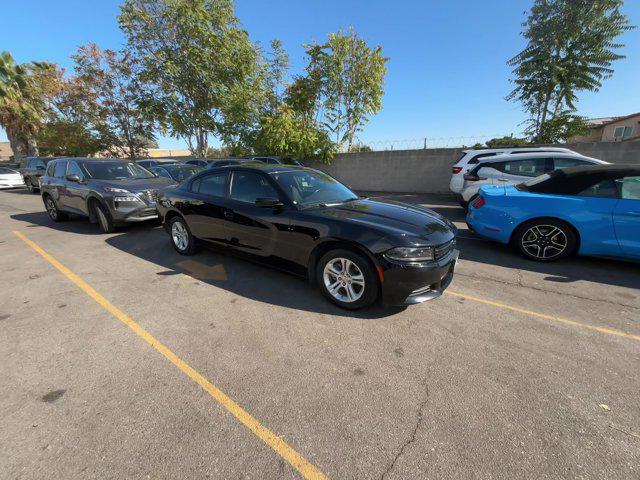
[[230, 171, 278, 203], [194, 173, 227, 197], [53, 161, 68, 178], [35, 159, 46, 170], [157, 168, 172, 179], [66, 161, 85, 180], [577, 179, 619, 198], [496, 158, 547, 177], [617, 176, 640, 200], [553, 157, 589, 169], [45, 162, 56, 176]]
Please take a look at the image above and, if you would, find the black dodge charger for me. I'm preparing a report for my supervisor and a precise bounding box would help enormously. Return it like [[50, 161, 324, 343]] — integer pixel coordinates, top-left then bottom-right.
[[156, 163, 458, 309]]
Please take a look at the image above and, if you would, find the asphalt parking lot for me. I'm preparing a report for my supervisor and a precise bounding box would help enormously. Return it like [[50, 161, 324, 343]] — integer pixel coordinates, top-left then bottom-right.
[[1, 188, 639, 480]]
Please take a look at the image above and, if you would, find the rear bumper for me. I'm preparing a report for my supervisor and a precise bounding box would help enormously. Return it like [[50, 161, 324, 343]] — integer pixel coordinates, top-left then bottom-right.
[[0, 182, 26, 189], [379, 249, 459, 306]]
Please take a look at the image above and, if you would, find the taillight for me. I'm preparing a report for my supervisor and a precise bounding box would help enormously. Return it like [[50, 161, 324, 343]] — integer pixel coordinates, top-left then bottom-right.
[[472, 196, 486, 208], [452, 167, 463, 174]]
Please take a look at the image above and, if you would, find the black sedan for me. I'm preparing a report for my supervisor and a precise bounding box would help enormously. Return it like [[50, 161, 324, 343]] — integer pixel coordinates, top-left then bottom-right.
[[156, 164, 458, 309], [148, 164, 203, 182]]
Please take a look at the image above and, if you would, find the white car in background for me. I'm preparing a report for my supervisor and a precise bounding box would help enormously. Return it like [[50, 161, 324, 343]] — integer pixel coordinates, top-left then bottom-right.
[[450, 146, 575, 206], [0, 167, 26, 189], [459, 152, 609, 206]]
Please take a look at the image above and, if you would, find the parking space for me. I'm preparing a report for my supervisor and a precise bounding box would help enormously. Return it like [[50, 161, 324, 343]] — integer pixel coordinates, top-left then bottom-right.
[[1, 189, 639, 479]]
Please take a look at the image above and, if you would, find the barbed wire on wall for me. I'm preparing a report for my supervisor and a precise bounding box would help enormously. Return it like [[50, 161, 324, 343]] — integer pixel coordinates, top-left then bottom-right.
[[342, 134, 515, 152]]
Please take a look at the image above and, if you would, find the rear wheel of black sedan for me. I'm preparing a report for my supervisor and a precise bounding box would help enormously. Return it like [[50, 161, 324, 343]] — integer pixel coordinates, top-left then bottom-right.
[[169, 216, 197, 255], [317, 249, 379, 310], [514, 218, 577, 262]]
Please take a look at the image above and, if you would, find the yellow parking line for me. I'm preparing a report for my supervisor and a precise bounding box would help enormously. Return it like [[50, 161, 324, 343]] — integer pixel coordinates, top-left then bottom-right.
[[12, 231, 327, 480], [445, 290, 640, 342]]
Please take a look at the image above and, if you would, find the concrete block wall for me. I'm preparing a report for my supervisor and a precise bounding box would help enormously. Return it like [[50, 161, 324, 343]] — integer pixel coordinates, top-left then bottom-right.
[[306, 142, 640, 195]]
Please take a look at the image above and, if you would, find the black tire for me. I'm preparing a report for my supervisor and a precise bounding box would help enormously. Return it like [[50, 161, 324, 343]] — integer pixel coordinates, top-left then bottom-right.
[[513, 218, 577, 262], [94, 202, 115, 233], [316, 249, 379, 310], [168, 216, 197, 255], [43, 195, 68, 222], [27, 178, 38, 193]]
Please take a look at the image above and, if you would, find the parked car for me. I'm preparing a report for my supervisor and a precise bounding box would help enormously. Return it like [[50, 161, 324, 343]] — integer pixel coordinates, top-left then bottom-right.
[[0, 167, 26, 189], [450, 147, 575, 207], [206, 159, 255, 168], [40, 158, 176, 233], [466, 164, 640, 262], [458, 152, 608, 207], [156, 163, 458, 309], [19, 156, 60, 193], [251, 156, 303, 166], [148, 164, 203, 182], [182, 159, 213, 167], [136, 158, 178, 169]]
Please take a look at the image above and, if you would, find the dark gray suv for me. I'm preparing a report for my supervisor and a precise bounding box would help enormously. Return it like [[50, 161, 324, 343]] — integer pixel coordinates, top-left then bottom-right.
[[40, 158, 176, 233]]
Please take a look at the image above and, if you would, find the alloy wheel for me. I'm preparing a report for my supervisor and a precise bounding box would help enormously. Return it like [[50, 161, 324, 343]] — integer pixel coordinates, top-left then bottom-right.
[[171, 221, 189, 251], [46, 198, 57, 220], [521, 225, 568, 260], [322, 257, 365, 303]]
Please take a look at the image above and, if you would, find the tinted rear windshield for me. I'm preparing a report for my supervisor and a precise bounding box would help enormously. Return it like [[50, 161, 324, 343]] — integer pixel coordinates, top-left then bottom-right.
[[83, 162, 155, 180]]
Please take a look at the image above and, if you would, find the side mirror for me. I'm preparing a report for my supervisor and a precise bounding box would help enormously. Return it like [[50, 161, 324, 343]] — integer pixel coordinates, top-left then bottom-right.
[[255, 197, 283, 208], [66, 174, 81, 183]]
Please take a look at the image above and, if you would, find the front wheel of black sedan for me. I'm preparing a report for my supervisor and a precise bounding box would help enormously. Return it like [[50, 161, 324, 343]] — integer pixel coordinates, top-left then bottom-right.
[[317, 249, 379, 310], [514, 219, 577, 262], [169, 216, 197, 255]]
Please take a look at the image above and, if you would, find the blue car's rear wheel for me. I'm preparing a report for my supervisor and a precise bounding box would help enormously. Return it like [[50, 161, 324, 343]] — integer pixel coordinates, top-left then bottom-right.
[[514, 219, 577, 262]]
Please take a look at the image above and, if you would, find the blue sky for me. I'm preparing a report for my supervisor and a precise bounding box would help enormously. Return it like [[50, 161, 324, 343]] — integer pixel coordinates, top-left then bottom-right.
[[2, 0, 639, 149]]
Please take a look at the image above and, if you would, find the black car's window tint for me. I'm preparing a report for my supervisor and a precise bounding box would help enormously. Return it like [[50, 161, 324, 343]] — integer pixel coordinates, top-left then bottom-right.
[[53, 161, 68, 178], [157, 168, 172, 179], [271, 170, 357, 207], [617, 176, 640, 200], [576, 179, 619, 198], [196, 173, 227, 197], [66, 161, 85, 180], [230, 171, 278, 203], [554, 157, 589, 169], [35, 159, 47, 169]]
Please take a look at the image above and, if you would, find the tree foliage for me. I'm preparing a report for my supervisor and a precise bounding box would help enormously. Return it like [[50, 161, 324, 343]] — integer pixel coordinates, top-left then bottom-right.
[[304, 28, 388, 150], [71, 43, 155, 159], [0, 51, 61, 160], [118, 0, 263, 157], [508, 0, 633, 143], [484, 136, 530, 148]]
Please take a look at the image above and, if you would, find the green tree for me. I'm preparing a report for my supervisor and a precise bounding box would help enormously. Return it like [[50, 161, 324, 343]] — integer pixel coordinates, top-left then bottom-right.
[[484, 136, 530, 148], [119, 0, 263, 158], [508, 0, 633, 143], [0, 51, 61, 160], [72, 43, 155, 159], [305, 27, 388, 150], [253, 105, 336, 162]]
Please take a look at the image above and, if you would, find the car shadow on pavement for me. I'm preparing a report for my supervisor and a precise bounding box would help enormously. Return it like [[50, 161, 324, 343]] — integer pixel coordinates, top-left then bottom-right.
[[104, 226, 405, 319], [457, 236, 640, 291]]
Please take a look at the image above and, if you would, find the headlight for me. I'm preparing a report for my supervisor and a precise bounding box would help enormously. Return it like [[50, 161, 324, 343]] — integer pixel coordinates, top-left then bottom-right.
[[113, 195, 141, 203], [384, 246, 434, 262]]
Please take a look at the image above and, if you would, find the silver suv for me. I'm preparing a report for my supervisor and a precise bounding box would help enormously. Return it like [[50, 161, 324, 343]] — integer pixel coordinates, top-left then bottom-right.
[[39, 158, 176, 233]]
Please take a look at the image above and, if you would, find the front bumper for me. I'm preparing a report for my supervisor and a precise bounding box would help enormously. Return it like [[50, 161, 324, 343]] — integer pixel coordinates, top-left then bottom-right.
[[108, 199, 159, 224], [379, 248, 459, 306]]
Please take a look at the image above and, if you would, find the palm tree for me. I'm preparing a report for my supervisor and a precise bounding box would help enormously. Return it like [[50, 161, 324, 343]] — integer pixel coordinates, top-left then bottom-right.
[[0, 51, 54, 160]]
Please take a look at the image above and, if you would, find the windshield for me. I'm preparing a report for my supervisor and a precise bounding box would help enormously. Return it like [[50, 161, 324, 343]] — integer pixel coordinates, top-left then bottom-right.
[[271, 170, 358, 207], [83, 161, 155, 180], [165, 165, 202, 181]]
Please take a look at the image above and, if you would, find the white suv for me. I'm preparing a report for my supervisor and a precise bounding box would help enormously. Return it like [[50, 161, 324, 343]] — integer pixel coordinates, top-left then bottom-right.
[[458, 152, 608, 206], [450, 147, 575, 205]]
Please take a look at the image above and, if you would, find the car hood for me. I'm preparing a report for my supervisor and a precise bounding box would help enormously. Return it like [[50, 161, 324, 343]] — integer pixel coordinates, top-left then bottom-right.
[[309, 198, 456, 244], [91, 177, 176, 192]]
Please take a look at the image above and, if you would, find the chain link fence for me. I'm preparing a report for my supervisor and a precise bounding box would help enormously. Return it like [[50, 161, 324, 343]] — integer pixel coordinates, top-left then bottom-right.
[[343, 134, 515, 152]]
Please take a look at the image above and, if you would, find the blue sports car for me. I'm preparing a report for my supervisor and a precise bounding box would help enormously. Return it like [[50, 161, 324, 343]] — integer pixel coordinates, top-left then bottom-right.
[[466, 165, 640, 262]]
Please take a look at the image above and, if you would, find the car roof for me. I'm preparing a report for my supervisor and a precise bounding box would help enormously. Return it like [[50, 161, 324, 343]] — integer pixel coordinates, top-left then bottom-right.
[[476, 152, 607, 164], [522, 164, 640, 195], [55, 157, 132, 163], [208, 162, 310, 174], [464, 146, 572, 154], [138, 158, 177, 163]]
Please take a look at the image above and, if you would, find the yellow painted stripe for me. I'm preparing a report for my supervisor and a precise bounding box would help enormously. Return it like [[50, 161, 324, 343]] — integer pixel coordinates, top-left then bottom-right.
[[445, 290, 640, 342], [12, 230, 327, 480]]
